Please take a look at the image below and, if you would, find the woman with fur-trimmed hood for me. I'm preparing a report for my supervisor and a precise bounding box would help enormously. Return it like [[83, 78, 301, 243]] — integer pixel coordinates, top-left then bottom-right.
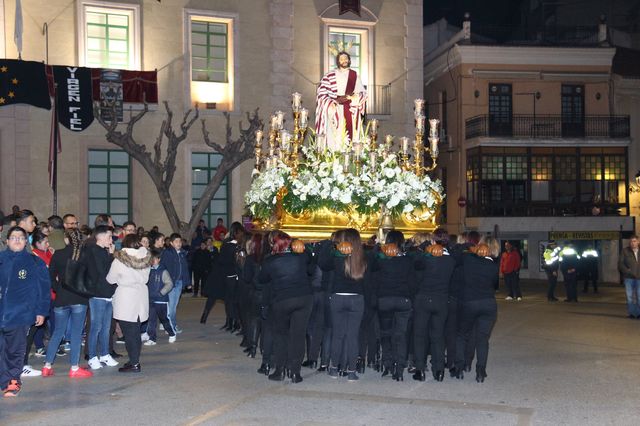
[[106, 234, 151, 373]]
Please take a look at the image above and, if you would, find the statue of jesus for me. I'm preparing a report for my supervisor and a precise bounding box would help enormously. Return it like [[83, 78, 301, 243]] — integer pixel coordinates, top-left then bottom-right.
[[315, 51, 367, 151]]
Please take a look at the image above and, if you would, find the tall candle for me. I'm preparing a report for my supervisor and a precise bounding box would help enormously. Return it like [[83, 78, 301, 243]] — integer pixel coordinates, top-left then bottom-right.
[[414, 99, 425, 116], [370, 119, 378, 134], [416, 115, 425, 134], [291, 92, 302, 112], [281, 130, 291, 152], [299, 108, 308, 128], [255, 130, 264, 144], [275, 111, 285, 129], [385, 134, 393, 147], [430, 137, 439, 157], [270, 114, 278, 129], [429, 119, 440, 139], [400, 137, 409, 153], [354, 142, 362, 158]]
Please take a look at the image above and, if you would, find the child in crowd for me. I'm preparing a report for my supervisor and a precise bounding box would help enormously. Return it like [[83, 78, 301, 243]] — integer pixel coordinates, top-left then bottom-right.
[[145, 249, 176, 345]]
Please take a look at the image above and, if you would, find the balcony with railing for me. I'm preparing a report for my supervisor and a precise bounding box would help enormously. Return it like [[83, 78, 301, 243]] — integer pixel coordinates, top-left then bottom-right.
[[365, 84, 391, 116], [465, 115, 630, 140]]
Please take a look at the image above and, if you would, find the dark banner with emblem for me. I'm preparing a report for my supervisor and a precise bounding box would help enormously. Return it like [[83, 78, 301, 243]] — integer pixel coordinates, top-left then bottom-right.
[[0, 59, 51, 109], [52, 66, 94, 131]]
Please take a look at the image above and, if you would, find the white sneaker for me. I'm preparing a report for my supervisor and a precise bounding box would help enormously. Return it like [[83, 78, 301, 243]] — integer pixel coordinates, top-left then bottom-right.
[[21, 365, 42, 377], [505, 296, 513, 301], [99, 354, 119, 367], [144, 340, 157, 346], [34, 347, 46, 357], [88, 356, 103, 370], [141, 332, 150, 342], [516, 297, 522, 301], [168, 336, 176, 343]]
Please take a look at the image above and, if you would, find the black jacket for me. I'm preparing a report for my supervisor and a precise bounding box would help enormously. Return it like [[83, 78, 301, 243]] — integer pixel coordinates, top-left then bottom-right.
[[317, 242, 368, 295], [81, 243, 114, 298], [414, 251, 456, 297], [370, 253, 415, 298], [49, 246, 89, 307], [192, 248, 213, 274], [461, 253, 499, 302], [219, 240, 241, 277], [259, 252, 312, 304]]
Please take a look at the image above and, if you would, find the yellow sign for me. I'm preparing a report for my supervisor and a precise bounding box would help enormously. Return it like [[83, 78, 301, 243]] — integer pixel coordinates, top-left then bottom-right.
[[549, 231, 619, 240]]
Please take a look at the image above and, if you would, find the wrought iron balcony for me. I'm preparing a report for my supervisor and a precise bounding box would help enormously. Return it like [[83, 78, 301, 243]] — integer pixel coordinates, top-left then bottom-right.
[[465, 115, 630, 140]]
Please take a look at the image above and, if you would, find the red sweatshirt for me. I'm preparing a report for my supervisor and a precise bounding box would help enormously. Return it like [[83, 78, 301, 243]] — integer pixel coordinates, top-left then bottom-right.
[[500, 250, 521, 274]]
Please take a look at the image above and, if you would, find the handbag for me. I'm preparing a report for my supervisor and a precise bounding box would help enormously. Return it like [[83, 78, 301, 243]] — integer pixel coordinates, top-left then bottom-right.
[[62, 257, 96, 297]]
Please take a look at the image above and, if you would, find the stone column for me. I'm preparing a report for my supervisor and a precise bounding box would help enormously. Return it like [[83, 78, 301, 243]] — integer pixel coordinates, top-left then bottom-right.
[[270, 0, 295, 111]]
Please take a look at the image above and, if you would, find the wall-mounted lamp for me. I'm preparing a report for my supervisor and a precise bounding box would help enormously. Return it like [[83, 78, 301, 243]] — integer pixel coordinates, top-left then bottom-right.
[[630, 170, 640, 193], [596, 92, 602, 100], [535, 91, 541, 100], [474, 90, 480, 98]]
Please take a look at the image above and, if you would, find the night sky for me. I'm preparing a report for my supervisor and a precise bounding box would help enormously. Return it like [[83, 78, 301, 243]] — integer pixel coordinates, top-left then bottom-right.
[[423, 0, 523, 27]]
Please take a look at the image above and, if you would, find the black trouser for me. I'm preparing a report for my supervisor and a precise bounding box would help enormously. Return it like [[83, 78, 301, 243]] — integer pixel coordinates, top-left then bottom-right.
[[360, 307, 379, 364], [546, 271, 558, 299], [413, 294, 448, 371], [444, 297, 458, 369], [261, 314, 275, 365], [119, 319, 142, 366], [245, 292, 262, 349], [193, 270, 208, 296], [224, 276, 239, 323], [202, 296, 217, 319], [504, 272, 521, 298], [564, 271, 578, 301], [0, 325, 29, 388], [378, 296, 412, 369], [272, 295, 313, 375], [24, 324, 45, 365], [456, 298, 497, 370], [329, 294, 364, 371], [148, 302, 175, 341], [320, 293, 333, 367], [306, 291, 325, 363], [583, 271, 598, 292], [237, 282, 251, 333]]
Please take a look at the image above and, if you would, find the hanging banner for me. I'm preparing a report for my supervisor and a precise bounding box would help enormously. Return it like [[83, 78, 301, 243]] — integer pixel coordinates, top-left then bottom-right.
[[52, 66, 94, 131], [0, 59, 51, 109], [91, 69, 158, 104], [99, 69, 123, 122], [549, 231, 619, 240]]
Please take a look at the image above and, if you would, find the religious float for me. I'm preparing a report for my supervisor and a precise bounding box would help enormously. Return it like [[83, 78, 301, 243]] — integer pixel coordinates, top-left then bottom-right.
[[245, 93, 445, 240]]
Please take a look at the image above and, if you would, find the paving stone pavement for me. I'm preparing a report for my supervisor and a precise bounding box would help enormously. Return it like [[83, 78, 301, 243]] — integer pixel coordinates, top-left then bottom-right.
[[1, 281, 639, 426]]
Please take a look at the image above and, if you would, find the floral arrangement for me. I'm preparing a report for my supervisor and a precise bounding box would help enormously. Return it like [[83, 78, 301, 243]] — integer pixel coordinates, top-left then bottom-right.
[[245, 142, 444, 222]]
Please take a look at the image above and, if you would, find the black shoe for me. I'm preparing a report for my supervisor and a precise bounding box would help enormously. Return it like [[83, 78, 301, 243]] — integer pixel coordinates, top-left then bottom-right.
[[392, 366, 404, 382], [110, 351, 123, 359], [118, 363, 141, 373], [433, 370, 445, 382], [268, 368, 285, 381], [356, 358, 365, 374], [220, 319, 230, 330], [290, 373, 303, 383], [407, 365, 416, 374], [476, 366, 487, 383], [57, 347, 67, 356], [450, 367, 464, 379], [317, 365, 327, 372], [246, 347, 256, 358], [257, 363, 271, 375], [301, 360, 317, 369], [548, 297, 559, 302], [412, 370, 425, 381], [84, 354, 90, 361], [200, 313, 208, 324]]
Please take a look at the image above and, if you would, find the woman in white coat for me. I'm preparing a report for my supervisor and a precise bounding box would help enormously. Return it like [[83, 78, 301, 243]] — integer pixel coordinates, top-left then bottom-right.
[[106, 234, 151, 373]]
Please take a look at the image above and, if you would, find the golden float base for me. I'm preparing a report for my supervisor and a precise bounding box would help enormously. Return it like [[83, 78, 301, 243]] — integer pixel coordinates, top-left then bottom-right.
[[253, 206, 439, 241]]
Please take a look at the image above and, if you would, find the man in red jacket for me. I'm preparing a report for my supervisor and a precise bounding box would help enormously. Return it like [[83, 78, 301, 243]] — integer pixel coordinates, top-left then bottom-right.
[[500, 241, 522, 300]]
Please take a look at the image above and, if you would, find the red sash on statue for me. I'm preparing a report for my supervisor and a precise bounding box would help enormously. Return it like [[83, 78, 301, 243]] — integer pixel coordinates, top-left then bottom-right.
[[343, 69, 357, 141]]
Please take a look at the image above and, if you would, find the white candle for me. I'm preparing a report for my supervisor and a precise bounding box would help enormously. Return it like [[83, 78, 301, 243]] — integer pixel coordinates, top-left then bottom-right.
[[416, 115, 425, 133], [370, 119, 378, 134], [354, 142, 362, 158], [281, 130, 291, 152], [299, 108, 308, 128], [385, 134, 393, 147], [430, 137, 439, 157], [275, 111, 285, 129], [292, 92, 302, 112], [429, 119, 440, 139], [255, 130, 264, 144], [270, 115, 278, 129], [414, 99, 425, 116], [400, 137, 409, 153]]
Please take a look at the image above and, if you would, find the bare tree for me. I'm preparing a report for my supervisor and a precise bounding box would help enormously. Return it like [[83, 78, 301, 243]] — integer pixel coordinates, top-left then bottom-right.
[[94, 102, 262, 239]]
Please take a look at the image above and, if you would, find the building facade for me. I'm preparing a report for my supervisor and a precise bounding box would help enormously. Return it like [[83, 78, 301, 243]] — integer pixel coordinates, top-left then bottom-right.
[[0, 0, 423, 229], [424, 17, 636, 283]]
